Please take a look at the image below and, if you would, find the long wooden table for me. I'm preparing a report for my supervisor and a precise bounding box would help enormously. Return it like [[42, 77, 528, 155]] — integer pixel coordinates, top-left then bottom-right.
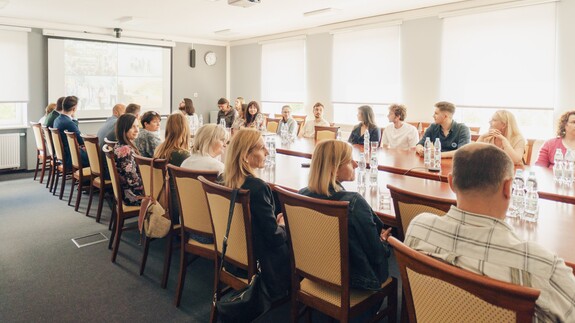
[[266, 147, 575, 265], [275, 136, 575, 205]]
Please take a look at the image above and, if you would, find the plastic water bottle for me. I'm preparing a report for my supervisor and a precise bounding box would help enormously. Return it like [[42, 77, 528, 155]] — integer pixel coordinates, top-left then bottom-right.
[[523, 171, 539, 222], [369, 151, 378, 187], [198, 114, 203, 127], [508, 169, 525, 218], [357, 153, 366, 188], [336, 129, 342, 141], [280, 122, 288, 145], [431, 138, 441, 171], [219, 118, 226, 129], [268, 137, 276, 166], [364, 130, 370, 153], [423, 137, 431, 167], [564, 149, 575, 185], [553, 149, 564, 183]]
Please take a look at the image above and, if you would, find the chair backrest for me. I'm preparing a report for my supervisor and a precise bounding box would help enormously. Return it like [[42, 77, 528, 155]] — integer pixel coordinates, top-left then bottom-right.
[[295, 119, 304, 137], [469, 126, 481, 134], [168, 165, 218, 235], [199, 176, 256, 277], [407, 121, 420, 129], [292, 114, 307, 122], [31, 122, 45, 153], [523, 139, 541, 165], [315, 126, 339, 142], [104, 137, 118, 149], [41, 126, 55, 159], [471, 133, 480, 142], [133, 155, 168, 205], [64, 131, 82, 170], [103, 144, 123, 205], [49, 128, 66, 165], [420, 122, 431, 135], [266, 117, 280, 133], [275, 186, 350, 297], [388, 237, 540, 323], [82, 135, 103, 176], [387, 184, 455, 240]]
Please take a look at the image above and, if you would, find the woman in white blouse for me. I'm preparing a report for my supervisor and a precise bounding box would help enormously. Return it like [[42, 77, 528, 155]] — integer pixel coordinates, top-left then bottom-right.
[[180, 124, 228, 174]]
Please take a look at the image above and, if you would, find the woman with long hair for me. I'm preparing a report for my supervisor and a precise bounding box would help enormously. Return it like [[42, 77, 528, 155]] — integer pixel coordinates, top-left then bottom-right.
[[348, 105, 380, 145], [181, 124, 228, 174], [477, 110, 525, 164], [153, 113, 190, 166], [231, 103, 247, 131], [536, 110, 575, 168], [243, 101, 264, 129], [179, 98, 199, 133], [299, 140, 392, 291], [114, 113, 144, 206], [222, 129, 290, 300]]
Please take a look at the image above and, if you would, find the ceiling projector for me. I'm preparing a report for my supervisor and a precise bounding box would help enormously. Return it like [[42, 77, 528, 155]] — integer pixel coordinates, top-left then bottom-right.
[[228, 0, 260, 8]]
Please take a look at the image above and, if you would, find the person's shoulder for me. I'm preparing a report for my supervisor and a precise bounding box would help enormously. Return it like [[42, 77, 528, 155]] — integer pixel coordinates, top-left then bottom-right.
[[243, 176, 270, 193]]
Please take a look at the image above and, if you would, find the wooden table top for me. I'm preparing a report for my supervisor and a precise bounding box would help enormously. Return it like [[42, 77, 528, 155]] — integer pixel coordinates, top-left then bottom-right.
[[274, 136, 575, 205], [265, 152, 575, 265]]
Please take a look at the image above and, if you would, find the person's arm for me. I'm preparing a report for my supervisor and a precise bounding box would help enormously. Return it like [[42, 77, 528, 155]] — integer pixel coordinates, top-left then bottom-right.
[[288, 119, 298, 137], [408, 126, 419, 148], [348, 126, 359, 144], [535, 140, 552, 168], [547, 257, 575, 322], [502, 135, 525, 165], [248, 179, 287, 248], [381, 127, 389, 147], [349, 195, 391, 264], [416, 126, 434, 154], [456, 124, 471, 148], [370, 127, 380, 144]]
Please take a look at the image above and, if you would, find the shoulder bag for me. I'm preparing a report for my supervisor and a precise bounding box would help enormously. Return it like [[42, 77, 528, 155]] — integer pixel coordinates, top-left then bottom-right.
[[138, 158, 171, 238]]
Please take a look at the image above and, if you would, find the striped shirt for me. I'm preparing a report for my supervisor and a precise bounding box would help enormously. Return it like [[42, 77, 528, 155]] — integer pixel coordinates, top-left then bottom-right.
[[405, 206, 575, 322]]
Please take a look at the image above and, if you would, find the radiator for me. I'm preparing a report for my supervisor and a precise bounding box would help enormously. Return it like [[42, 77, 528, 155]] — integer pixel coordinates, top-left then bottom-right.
[[0, 133, 21, 169]]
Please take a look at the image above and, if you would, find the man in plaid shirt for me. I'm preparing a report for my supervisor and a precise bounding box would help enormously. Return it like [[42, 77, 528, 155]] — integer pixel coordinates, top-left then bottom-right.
[[405, 143, 575, 322]]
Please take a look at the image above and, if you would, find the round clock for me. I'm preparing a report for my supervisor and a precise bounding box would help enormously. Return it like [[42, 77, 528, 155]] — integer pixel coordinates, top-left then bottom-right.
[[204, 51, 217, 66]]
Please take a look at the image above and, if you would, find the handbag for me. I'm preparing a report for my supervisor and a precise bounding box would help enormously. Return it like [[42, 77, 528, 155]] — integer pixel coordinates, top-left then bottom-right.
[[138, 159, 171, 239], [214, 189, 272, 323]]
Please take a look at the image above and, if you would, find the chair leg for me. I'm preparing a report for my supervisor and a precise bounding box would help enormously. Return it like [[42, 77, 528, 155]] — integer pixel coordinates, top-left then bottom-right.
[[174, 248, 187, 307], [95, 187, 105, 223], [68, 176, 76, 206], [74, 180, 83, 211], [108, 199, 116, 230], [86, 184, 94, 217], [39, 158, 47, 184], [161, 231, 174, 289], [47, 162, 54, 189], [52, 169, 60, 196], [33, 154, 40, 181], [108, 208, 116, 250], [59, 172, 67, 200], [111, 216, 124, 263], [139, 236, 151, 276], [209, 260, 221, 323]]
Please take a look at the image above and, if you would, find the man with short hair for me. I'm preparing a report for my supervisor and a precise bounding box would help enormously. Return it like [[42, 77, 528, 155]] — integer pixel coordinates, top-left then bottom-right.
[[53, 96, 89, 168], [405, 143, 575, 322], [276, 105, 298, 138], [44, 97, 68, 128], [97, 103, 125, 148], [216, 98, 236, 128], [301, 102, 330, 138], [106, 103, 140, 142], [415, 101, 470, 158], [381, 104, 419, 149]]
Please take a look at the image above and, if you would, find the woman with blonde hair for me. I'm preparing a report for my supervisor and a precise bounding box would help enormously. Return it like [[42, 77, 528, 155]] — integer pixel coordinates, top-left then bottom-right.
[[299, 140, 392, 291], [536, 110, 575, 168], [153, 113, 190, 166], [39, 103, 56, 124], [181, 124, 228, 174], [348, 105, 380, 145], [477, 110, 525, 164], [221, 129, 290, 300]]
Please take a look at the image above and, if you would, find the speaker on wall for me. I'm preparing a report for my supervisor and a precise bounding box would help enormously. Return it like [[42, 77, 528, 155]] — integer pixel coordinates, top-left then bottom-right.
[[190, 49, 196, 68]]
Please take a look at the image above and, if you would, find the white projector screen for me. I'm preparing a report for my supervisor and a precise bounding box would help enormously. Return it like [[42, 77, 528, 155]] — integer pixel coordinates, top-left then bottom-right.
[[48, 38, 172, 119]]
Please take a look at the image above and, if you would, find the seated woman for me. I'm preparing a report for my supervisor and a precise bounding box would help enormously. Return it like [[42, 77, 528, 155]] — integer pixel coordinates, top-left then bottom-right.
[[134, 111, 161, 158], [221, 129, 290, 300], [477, 110, 525, 165], [276, 105, 298, 138], [234, 96, 245, 117], [179, 98, 199, 134], [536, 110, 575, 168], [39, 102, 56, 124], [243, 101, 264, 129], [181, 124, 227, 174], [231, 103, 247, 131], [299, 140, 392, 291], [114, 113, 144, 206], [154, 113, 191, 224], [348, 105, 380, 145]]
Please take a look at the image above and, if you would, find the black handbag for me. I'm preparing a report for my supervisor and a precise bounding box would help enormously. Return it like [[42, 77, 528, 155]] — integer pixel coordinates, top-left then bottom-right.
[[214, 189, 271, 323]]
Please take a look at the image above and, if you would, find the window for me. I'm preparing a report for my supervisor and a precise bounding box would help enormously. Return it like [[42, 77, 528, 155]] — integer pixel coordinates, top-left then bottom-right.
[[441, 3, 556, 138], [261, 38, 306, 115], [0, 27, 29, 127], [332, 25, 401, 126]]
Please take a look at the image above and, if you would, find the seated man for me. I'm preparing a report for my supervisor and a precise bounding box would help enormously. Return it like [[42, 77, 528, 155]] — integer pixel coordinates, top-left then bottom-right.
[[415, 101, 470, 158], [105, 103, 140, 142], [53, 95, 89, 169], [405, 143, 575, 322], [97, 103, 125, 149], [381, 104, 419, 149], [301, 102, 330, 138]]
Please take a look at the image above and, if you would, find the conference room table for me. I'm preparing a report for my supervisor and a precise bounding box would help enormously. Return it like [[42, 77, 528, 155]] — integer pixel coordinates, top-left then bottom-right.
[[274, 136, 575, 205], [265, 142, 575, 265]]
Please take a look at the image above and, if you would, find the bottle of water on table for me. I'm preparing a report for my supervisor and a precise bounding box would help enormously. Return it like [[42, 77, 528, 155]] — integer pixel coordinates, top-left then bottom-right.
[[523, 171, 539, 222], [358, 153, 366, 188], [369, 151, 378, 188], [364, 129, 370, 154], [423, 137, 431, 167], [563, 149, 575, 185], [553, 148, 564, 183], [508, 169, 525, 218]]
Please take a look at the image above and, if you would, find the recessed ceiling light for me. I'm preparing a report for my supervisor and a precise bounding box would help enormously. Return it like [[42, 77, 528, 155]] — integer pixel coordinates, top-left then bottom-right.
[[214, 29, 236, 35], [117, 16, 135, 24], [303, 7, 340, 18]]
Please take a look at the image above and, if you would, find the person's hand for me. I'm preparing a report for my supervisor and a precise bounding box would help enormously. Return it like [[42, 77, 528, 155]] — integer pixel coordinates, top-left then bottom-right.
[[415, 145, 424, 156], [488, 129, 504, 140], [276, 213, 285, 226], [380, 227, 392, 242]]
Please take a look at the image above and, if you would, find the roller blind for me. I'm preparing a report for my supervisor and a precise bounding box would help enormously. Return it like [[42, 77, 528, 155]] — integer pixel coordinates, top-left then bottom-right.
[[261, 39, 306, 103], [0, 28, 29, 102]]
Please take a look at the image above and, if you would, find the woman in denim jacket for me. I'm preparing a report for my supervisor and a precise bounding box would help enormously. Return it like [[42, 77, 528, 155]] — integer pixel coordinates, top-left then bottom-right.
[[299, 140, 392, 290]]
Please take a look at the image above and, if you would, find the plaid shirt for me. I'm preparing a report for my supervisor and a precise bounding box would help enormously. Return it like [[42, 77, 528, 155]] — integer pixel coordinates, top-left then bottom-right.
[[405, 206, 575, 322]]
